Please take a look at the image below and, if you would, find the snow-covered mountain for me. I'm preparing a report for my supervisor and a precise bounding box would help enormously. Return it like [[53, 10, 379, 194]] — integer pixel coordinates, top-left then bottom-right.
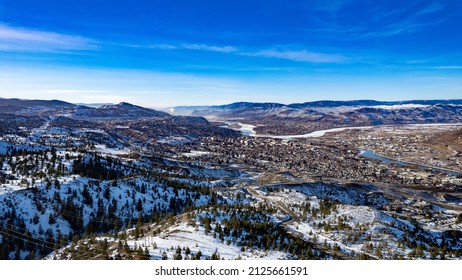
[[71, 102, 170, 119], [0, 98, 170, 120], [187, 99, 462, 135]]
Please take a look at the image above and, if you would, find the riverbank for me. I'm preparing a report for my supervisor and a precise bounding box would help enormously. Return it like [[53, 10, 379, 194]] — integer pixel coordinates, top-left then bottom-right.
[[358, 148, 462, 177]]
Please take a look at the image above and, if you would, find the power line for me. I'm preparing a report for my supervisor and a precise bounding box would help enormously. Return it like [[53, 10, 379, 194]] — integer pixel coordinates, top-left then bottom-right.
[[0, 229, 56, 251]]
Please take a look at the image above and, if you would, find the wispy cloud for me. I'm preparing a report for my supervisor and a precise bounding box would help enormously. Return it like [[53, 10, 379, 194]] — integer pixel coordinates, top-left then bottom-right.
[[248, 49, 346, 63], [147, 43, 179, 50], [40, 90, 110, 94], [181, 43, 237, 53], [141, 42, 346, 63], [0, 23, 96, 52], [428, 66, 462, 70], [147, 43, 237, 53], [309, 1, 450, 39], [415, 1, 446, 16], [360, 2, 448, 39]]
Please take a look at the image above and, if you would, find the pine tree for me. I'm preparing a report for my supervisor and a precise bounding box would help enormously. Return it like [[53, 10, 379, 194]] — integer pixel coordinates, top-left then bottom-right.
[[1, 243, 10, 260], [173, 251, 183, 260], [136, 199, 143, 212], [196, 250, 202, 260], [103, 187, 110, 200], [48, 213, 56, 225], [210, 248, 220, 260]]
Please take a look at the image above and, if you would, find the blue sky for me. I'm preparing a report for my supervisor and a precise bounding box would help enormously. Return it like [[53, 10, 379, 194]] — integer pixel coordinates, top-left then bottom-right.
[[0, 0, 461, 107]]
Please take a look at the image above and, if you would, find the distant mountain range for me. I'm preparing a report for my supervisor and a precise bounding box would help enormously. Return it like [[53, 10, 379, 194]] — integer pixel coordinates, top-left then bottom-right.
[[170, 100, 462, 116], [183, 99, 462, 134], [2, 97, 462, 135], [187, 99, 462, 113], [0, 98, 73, 113], [71, 102, 170, 119], [0, 98, 169, 119], [0, 97, 238, 143]]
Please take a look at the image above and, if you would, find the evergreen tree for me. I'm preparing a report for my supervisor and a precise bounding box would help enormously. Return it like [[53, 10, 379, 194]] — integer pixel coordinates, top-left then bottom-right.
[[210, 248, 220, 260], [136, 199, 143, 212], [48, 213, 56, 225]]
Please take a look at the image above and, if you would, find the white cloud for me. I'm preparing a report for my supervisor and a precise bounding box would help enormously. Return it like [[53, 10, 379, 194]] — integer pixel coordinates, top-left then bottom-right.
[[429, 66, 462, 70], [78, 94, 131, 104], [142, 41, 345, 63], [147, 44, 179, 50], [415, 2, 446, 16], [2, 63, 461, 107], [0, 24, 96, 52], [249, 49, 346, 63], [309, 1, 450, 40], [142, 42, 237, 53], [181, 43, 238, 53], [0, 65, 250, 107], [40, 90, 110, 94]]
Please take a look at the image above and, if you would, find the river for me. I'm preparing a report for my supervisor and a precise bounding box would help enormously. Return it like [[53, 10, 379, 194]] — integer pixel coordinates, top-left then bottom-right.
[[259, 126, 373, 139], [358, 149, 462, 177], [220, 122, 256, 136], [223, 123, 373, 139]]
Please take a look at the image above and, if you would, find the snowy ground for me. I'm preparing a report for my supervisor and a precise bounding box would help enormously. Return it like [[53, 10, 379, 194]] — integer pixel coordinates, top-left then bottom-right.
[[127, 222, 287, 260], [181, 151, 213, 157], [258, 126, 374, 139], [255, 185, 461, 259], [94, 144, 130, 155]]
